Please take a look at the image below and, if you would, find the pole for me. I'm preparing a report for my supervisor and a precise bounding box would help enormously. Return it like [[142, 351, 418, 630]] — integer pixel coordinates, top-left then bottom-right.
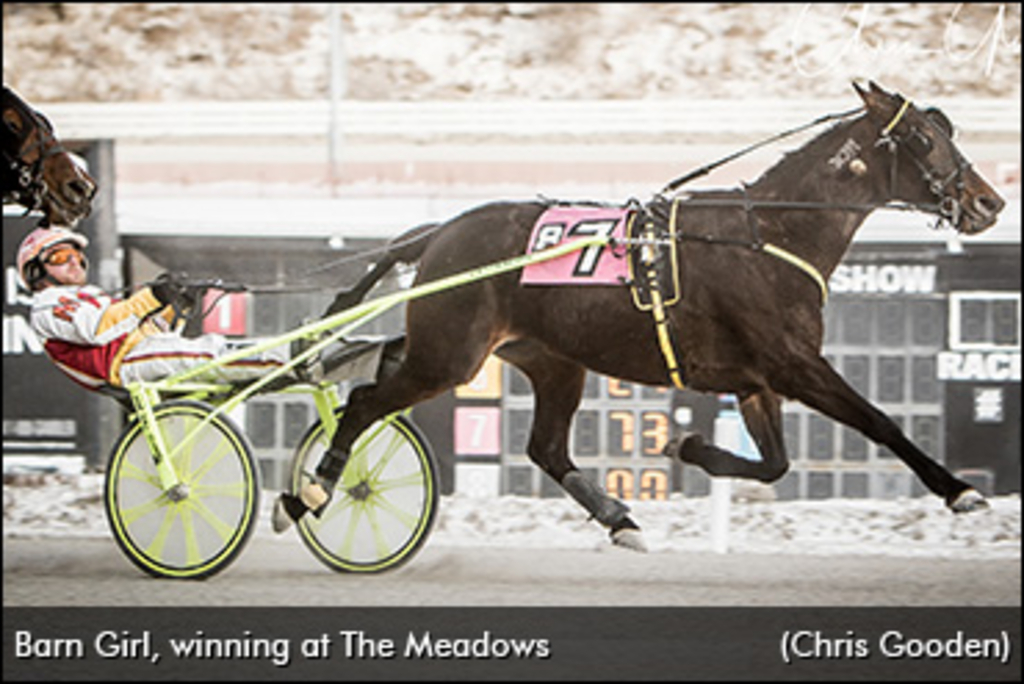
[[328, 4, 347, 196], [711, 404, 741, 554]]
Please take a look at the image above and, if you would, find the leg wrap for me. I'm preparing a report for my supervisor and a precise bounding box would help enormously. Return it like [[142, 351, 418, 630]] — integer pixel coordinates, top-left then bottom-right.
[[315, 448, 348, 485], [562, 471, 631, 528]]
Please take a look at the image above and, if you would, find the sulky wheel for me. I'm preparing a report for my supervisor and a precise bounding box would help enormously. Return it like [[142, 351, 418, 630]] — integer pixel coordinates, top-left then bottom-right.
[[104, 400, 259, 579], [289, 410, 438, 573]]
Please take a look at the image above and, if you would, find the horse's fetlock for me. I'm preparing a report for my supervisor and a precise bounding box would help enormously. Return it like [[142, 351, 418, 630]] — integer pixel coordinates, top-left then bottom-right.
[[673, 433, 706, 464], [755, 461, 789, 483]]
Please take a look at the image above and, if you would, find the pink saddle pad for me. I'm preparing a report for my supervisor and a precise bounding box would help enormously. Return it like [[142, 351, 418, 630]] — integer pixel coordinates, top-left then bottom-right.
[[520, 205, 629, 286]]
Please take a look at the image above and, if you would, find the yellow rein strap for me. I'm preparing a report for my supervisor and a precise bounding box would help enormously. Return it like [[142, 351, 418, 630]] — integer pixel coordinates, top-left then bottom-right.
[[762, 243, 829, 305]]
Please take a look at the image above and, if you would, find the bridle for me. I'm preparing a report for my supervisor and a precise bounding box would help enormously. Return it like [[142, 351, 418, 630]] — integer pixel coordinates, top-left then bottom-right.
[[874, 97, 974, 232], [659, 96, 974, 233], [2, 88, 70, 218]]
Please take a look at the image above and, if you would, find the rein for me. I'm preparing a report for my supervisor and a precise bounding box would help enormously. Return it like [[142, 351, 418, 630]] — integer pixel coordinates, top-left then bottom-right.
[[660, 106, 864, 194], [271, 96, 965, 296]]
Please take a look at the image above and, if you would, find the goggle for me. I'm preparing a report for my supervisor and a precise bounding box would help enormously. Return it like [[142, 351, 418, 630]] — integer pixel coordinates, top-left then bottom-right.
[[42, 245, 86, 267]]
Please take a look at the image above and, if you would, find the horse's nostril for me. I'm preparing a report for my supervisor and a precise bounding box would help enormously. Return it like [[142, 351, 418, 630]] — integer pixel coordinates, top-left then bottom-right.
[[975, 195, 1005, 217], [67, 179, 96, 200]]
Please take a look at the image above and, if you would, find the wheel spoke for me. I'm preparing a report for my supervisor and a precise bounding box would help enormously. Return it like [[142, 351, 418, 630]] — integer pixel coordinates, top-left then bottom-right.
[[143, 504, 180, 560], [364, 431, 407, 485], [182, 430, 239, 486], [369, 491, 420, 532], [361, 503, 394, 558], [183, 496, 241, 544], [312, 490, 356, 526], [335, 502, 367, 559], [119, 457, 161, 489], [374, 470, 426, 494], [118, 493, 171, 526], [192, 481, 248, 500]]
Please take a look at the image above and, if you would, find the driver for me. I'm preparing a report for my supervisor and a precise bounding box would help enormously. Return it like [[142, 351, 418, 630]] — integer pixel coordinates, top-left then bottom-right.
[[16, 225, 312, 392]]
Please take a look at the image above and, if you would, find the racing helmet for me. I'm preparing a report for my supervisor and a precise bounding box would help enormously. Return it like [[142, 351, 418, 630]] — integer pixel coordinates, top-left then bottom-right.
[[16, 226, 89, 291]]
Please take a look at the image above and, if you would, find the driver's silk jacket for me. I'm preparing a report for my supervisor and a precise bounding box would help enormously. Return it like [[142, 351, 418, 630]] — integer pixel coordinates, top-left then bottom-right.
[[29, 284, 172, 389]]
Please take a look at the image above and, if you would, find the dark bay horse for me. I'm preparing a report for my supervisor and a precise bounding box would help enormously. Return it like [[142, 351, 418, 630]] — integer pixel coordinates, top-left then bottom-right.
[[3, 85, 96, 227], [275, 81, 1005, 550]]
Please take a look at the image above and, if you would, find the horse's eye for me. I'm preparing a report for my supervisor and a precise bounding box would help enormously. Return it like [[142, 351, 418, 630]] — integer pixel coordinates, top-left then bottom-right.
[[3, 110, 24, 134], [907, 130, 933, 157]]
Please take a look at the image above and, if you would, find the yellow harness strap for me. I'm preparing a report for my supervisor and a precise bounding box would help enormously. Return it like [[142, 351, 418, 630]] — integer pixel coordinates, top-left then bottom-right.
[[762, 243, 829, 305], [636, 200, 687, 390], [648, 278, 686, 390]]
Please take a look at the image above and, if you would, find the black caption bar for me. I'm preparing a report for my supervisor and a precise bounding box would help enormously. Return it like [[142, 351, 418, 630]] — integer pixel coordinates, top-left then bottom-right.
[[4, 607, 1020, 681]]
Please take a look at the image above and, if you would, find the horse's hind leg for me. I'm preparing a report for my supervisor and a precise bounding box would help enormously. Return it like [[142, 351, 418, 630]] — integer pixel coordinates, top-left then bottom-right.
[[273, 315, 497, 529], [496, 341, 646, 552], [667, 389, 790, 483], [306, 350, 487, 509]]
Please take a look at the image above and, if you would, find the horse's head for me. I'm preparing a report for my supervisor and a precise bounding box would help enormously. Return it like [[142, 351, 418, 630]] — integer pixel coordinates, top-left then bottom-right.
[[853, 80, 1005, 235], [2, 86, 96, 227]]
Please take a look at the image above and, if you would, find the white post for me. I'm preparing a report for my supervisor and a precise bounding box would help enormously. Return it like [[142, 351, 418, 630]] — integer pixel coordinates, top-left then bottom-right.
[[710, 408, 742, 554], [327, 4, 347, 196], [710, 477, 732, 554]]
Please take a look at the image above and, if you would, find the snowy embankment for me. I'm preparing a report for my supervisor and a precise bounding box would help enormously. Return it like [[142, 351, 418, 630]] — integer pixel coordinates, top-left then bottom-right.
[[3, 473, 1019, 560]]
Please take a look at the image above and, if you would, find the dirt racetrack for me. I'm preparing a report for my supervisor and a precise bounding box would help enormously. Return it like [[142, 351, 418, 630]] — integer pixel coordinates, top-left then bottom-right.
[[4, 531, 1019, 607]]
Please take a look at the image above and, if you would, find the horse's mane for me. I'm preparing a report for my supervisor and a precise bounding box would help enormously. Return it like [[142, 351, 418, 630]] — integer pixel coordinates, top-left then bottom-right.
[[747, 112, 866, 194]]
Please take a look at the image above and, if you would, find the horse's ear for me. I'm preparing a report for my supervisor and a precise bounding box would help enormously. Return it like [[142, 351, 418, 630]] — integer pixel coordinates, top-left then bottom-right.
[[852, 80, 870, 104], [853, 80, 896, 121], [868, 80, 893, 98]]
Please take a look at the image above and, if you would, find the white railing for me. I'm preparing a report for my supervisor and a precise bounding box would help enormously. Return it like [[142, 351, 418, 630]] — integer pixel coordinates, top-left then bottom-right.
[[42, 98, 1021, 141]]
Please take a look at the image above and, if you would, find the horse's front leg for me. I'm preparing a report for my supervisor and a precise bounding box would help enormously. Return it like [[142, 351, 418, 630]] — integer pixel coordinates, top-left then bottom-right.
[[778, 355, 986, 512], [665, 389, 790, 483]]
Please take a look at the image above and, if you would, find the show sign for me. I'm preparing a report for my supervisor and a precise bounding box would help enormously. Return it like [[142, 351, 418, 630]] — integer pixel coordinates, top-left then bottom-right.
[[829, 263, 938, 295]]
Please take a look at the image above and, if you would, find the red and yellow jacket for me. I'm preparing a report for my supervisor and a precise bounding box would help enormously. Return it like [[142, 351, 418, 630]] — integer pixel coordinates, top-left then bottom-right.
[[30, 285, 173, 389]]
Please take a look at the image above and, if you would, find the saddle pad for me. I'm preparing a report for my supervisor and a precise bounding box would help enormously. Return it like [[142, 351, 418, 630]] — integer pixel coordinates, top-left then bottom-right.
[[520, 205, 629, 286]]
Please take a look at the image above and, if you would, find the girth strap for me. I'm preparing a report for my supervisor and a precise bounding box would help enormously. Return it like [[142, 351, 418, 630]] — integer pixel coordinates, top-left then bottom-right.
[[649, 282, 686, 390], [628, 200, 687, 390]]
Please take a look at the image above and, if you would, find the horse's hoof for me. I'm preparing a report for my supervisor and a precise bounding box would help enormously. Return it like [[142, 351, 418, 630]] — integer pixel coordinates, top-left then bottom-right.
[[949, 488, 989, 513], [611, 528, 648, 553], [271, 493, 307, 533]]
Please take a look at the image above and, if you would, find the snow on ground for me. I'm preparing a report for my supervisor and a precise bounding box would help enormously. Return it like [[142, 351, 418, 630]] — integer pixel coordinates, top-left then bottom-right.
[[3, 473, 1019, 560], [3, 4, 1020, 103]]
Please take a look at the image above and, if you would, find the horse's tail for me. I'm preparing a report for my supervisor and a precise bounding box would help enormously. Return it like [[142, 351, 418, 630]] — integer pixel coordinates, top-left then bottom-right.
[[323, 221, 440, 317]]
